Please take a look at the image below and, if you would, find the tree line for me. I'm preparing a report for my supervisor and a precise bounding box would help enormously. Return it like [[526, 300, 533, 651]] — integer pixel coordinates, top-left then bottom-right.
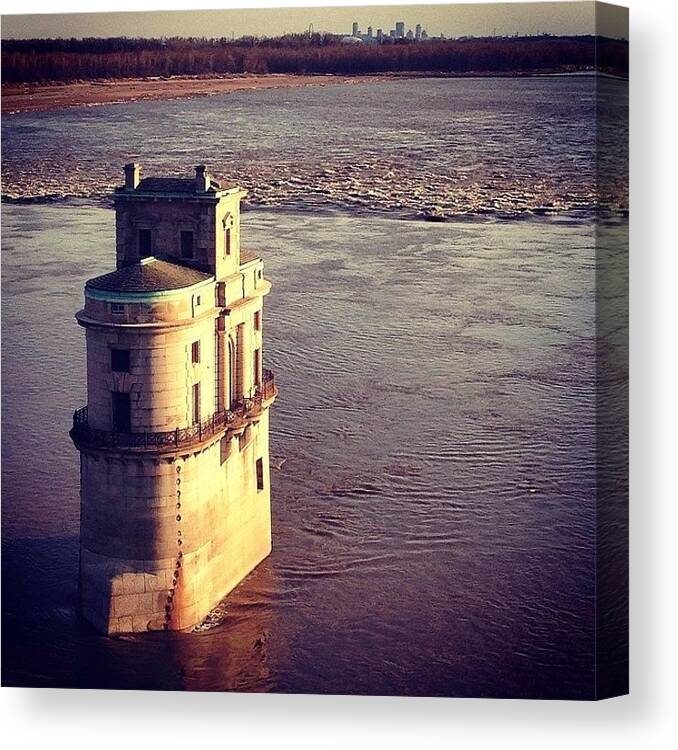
[[2, 35, 628, 83]]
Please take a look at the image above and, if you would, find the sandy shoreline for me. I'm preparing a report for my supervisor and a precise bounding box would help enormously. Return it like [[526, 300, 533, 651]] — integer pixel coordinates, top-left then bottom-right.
[[1, 73, 380, 114], [2, 68, 624, 115]]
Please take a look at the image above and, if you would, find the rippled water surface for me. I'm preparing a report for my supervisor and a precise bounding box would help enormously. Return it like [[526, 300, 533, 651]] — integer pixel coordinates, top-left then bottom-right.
[[2, 77, 627, 697]]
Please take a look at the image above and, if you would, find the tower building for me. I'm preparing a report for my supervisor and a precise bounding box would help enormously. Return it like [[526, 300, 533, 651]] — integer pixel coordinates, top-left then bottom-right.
[[71, 164, 276, 635]]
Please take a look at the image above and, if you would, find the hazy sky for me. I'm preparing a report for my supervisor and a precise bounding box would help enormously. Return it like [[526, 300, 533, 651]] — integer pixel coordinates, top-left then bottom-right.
[[1, 2, 628, 40]]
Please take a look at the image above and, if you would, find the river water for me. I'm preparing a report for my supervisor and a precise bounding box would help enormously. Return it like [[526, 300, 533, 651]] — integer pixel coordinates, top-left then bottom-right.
[[1, 77, 627, 697]]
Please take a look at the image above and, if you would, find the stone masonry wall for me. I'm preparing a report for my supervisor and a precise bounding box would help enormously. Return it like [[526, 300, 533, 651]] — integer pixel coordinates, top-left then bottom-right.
[[79, 408, 272, 634], [114, 192, 243, 280], [86, 315, 217, 433]]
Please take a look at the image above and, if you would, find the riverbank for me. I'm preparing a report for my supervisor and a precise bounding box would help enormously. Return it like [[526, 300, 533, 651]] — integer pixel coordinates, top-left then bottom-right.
[[1, 73, 379, 114]]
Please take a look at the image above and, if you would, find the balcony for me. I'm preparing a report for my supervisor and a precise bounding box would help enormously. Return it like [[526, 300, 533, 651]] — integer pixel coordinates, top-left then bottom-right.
[[71, 369, 276, 452]]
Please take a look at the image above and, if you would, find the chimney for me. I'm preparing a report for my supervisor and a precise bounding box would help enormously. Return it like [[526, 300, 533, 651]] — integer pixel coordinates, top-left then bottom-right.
[[123, 163, 141, 190], [195, 165, 210, 192]]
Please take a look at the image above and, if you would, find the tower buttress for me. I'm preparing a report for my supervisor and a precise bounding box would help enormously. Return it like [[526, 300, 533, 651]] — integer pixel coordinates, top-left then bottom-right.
[[71, 165, 276, 635]]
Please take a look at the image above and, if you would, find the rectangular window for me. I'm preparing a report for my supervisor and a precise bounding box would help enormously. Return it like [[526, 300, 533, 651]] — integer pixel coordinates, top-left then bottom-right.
[[111, 392, 131, 433], [138, 229, 152, 258], [111, 348, 130, 372], [256, 458, 264, 491], [191, 340, 200, 364], [191, 382, 201, 425], [225, 227, 231, 256], [235, 324, 245, 400], [254, 348, 261, 387], [180, 230, 194, 259], [254, 310, 261, 331], [111, 303, 124, 315]]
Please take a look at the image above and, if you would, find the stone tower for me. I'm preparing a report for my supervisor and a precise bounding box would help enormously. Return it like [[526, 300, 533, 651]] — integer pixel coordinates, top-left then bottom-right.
[[70, 164, 276, 635]]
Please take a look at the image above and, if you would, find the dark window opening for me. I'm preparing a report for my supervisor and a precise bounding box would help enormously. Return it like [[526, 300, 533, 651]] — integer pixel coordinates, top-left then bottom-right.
[[111, 348, 130, 372], [235, 323, 245, 400], [254, 349, 261, 387], [191, 340, 200, 364], [256, 458, 264, 491], [112, 392, 131, 433], [254, 310, 261, 331], [111, 303, 124, 315], [138, 229, 152, 258], [225, 227, 231, 256], [181, 230, 194, 259], [191, 382, 201, 424]]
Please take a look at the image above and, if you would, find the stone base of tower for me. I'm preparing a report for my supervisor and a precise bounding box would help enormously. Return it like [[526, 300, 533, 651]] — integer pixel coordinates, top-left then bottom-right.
[[78, 410, 272, 635]]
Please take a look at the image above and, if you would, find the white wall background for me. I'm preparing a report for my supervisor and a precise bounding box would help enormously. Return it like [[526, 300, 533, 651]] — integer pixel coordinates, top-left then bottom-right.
[[1, 1, 676, 748]]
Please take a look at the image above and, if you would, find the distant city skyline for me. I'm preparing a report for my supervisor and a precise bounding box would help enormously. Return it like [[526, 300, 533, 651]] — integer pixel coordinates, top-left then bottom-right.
[[2, 2, 629, 40], [346, 19, 432, 42]]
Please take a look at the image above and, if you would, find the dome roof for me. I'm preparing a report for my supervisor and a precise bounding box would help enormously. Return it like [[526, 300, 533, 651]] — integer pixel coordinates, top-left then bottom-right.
[[86, 257, 212, 294]]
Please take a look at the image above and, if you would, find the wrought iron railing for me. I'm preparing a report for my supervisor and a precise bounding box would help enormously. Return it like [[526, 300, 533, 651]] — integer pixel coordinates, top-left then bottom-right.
[[71, 368, 276, 451]]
